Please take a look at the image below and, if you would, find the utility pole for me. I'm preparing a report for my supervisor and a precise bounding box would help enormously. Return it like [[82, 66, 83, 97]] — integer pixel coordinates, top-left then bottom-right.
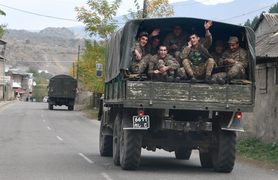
[[143, 0, 147, 18], [72, 62, 75, 78], [77, 45, 80, 81], [3, 57, 5, 103]]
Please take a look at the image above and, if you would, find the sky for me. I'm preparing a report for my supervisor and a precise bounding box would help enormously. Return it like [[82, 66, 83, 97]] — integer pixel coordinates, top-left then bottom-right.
[[0, 0, 273, 30]]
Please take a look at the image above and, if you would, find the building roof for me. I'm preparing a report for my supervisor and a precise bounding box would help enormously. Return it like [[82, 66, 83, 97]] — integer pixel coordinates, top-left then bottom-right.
[[0, 40, 7, 45], [254, 13, 278, 32], [256, 22, 278, 58]]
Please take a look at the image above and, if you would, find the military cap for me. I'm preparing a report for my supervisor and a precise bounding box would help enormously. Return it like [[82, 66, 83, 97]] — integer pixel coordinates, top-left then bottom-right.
[[215, 40, 224, 47], [227, 36, 239, 43], [138, 31, 148, 37]]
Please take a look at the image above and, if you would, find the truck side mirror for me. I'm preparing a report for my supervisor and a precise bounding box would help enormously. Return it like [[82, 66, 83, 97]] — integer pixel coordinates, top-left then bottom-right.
[[96, 63, 103, 77]]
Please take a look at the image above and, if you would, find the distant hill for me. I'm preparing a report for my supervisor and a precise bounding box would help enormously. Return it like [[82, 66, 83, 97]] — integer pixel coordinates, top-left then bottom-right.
[[2, 28, 86, 75], [39, 27, 83, 39]]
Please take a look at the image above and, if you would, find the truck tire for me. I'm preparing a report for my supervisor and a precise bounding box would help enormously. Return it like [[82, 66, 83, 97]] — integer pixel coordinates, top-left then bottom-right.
[[175, 147, 192, 159], [113, 114, 121, 166], [68, 105, 74, 111], [48, 103, 53, 110], [199, 150, 213, 168], [120, 123, 142, 170], [99, 123, 113, 156], [211, 125, 237, 173]]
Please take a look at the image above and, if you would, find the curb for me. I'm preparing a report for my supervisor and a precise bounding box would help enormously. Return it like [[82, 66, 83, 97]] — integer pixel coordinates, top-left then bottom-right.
[[0, 100, 18, 109]]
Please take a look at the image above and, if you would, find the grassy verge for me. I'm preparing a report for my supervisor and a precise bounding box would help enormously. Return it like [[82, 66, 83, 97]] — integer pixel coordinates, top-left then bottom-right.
[[81, 105, 99, 120], [237, 138, 278, 166]]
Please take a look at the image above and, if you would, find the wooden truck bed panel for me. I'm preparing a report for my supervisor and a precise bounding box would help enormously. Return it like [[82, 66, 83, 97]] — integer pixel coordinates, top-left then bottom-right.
[[126, 81, 253, 105]]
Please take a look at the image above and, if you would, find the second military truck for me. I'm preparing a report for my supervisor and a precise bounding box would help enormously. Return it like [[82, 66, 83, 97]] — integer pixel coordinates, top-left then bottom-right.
[[48, 74, 77, 110], [99, 17, 256, 173]]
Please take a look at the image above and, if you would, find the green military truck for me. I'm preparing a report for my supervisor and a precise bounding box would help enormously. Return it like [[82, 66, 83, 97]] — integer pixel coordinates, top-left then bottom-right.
[[48, 74, 77, 111], [99, 17, 256, 173]]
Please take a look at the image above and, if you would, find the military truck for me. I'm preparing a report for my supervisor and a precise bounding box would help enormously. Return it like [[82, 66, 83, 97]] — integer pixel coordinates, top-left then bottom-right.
[[99, 17, 256, 173], [48, 74, 77, 111]]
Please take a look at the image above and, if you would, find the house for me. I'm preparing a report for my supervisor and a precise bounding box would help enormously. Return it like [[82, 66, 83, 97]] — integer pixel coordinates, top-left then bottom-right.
[[0, 40, 13, 101], [9, 69, 32, 100], [240, 21, 278, 144], [253, 13, 278, 37]]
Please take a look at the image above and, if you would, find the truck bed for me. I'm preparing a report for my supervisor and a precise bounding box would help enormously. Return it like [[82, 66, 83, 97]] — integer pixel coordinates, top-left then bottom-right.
[[105, 80, 255, 112]]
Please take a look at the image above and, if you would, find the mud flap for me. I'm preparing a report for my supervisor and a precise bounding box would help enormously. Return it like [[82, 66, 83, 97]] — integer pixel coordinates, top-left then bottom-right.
[[219, 112, 244, 132]]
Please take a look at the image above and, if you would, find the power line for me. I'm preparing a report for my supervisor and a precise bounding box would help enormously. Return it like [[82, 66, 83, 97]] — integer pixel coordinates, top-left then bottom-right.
[[220, 2, 276, 22], [0, 3, 78, 22]]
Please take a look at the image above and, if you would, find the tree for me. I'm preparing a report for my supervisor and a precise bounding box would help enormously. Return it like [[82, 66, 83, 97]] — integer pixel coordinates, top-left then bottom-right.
[[74, 40, 105, 94], [75, 0, 122, 40], [0, 10, 7, 38], [269, 3, 278, 13], [123, 0, 174, 21]]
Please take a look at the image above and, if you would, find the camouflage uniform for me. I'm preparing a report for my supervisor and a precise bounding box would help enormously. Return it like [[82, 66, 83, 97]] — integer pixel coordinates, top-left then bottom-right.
[[130, 40, 152, 74], [145, 42, 159, 55], [148, 54, 180, 81], [211, 46, 248, 80], [163, 31, 189, 65], [177, 34, 215, 79], [211, 51, 224, 66]]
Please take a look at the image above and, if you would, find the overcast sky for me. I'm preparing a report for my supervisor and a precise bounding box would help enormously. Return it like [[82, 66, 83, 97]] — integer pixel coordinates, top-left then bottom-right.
[[0, 0, 241, 30]]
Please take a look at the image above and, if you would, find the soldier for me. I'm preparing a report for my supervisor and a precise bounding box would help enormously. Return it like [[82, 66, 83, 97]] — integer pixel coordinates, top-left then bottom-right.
[[212, 36, 248, 84], [130, 31, 152, 74], [146, 36, 160, 55], [163, 25, 189, 65], [210, 40, 225, 65], [177, 20, 215, 84], [148, 45, 180, 82]]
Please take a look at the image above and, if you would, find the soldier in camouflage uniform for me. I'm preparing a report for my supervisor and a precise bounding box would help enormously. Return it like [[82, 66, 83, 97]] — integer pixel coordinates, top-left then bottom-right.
[[146, 36, 160, 55], [210, 40, 225, 65], [212, 36, 248, 84], [148, 45, 180, 82], [163, 25, 189, 65], [130, 31, 152, 74], [177, 20, 215, 84]]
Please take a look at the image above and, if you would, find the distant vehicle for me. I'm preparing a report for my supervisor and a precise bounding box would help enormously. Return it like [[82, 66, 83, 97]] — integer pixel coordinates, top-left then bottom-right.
[[43, 96, 48, 103], [47, 74, 77, 110]]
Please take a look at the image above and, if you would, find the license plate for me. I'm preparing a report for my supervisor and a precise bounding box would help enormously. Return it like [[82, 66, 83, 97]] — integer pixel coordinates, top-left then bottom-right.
[[133, 115, 150, 129]]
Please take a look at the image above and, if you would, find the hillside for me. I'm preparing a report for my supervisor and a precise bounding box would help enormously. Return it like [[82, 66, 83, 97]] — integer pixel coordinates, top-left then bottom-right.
[[2, 28, 86, 74]]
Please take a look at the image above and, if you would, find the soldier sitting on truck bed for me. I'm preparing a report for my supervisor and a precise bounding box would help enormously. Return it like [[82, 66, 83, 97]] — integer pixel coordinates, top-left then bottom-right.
[[163, 25, 189, 65], [145, 36, 161, 55], [177, 20, 216, 84], [148, 45, 180, 82], [130, 30, 160, 74], [210, 40, 225, 65], [212, 36, 248, 84]]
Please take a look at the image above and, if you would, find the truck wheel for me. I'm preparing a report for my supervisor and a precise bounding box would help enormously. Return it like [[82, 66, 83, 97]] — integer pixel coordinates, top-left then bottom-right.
[[199, 150, 213, 168], [120, 123, 142, 170], [175, 147, 192, 159], [113, 114, 121, 166], [211, 125, 237, 173], [68, 105, 74, 111], [48, 103, 53, 110], [99, 123, 113, 156]]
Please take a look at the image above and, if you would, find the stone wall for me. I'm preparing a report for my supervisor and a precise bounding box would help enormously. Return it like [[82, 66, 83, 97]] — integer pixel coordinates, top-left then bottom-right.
[[238, 62, 278, 144]]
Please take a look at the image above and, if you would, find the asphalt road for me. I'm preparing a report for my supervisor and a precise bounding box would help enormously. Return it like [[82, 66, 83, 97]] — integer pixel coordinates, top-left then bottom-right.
[[0, 102, 277, 180]]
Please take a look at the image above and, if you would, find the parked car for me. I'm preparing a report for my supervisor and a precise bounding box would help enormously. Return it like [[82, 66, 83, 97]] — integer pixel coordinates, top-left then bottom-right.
[[43, 96, 48, 103]]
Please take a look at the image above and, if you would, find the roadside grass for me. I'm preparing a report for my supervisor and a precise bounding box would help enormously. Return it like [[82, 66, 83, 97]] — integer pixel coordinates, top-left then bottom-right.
[[81, 105, 99, 120], [237, 138, 278, 166]]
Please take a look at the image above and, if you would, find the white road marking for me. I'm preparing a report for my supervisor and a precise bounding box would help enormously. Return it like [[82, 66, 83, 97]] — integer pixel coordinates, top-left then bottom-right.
[[43, 120, 45, 122], [78, 153, 94, 164], [101, 173, 113, 180], [47, 126, 51, 130], [41, 114, 43, 117], [57, 136, 63, 141]]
